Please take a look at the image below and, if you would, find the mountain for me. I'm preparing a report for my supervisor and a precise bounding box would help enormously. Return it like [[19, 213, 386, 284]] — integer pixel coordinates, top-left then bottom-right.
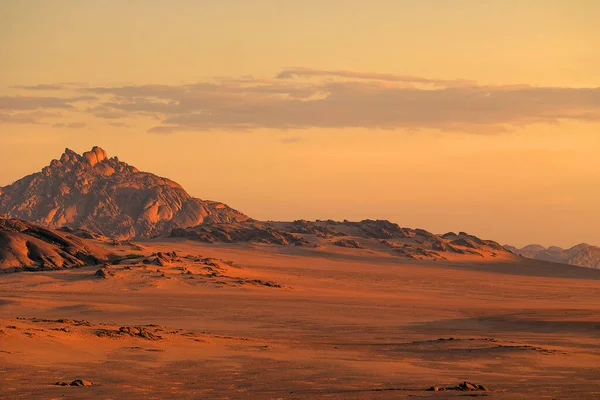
[[0, 216, 111, 273], [0, 146, 248, 239], [504, 243, 600, 269]]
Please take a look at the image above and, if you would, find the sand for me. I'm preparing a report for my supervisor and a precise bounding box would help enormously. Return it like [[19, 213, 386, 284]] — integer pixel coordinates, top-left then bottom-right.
[[1, 238, 600, 399]]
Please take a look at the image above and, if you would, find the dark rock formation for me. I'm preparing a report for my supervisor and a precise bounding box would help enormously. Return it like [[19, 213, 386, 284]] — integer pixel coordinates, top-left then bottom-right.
[[0, 216, 112, 273], [427, 381, 489, 392], [55, 379, 93, 387], [171, 221, 309, 246], [286, 220, 344, 238], [333, 239, 364, 249]]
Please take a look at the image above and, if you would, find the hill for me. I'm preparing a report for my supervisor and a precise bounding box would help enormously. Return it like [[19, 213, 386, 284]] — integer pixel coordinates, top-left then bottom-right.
[[505, 243, 600, 269], [0, 216, 111, 273], [0, 146, 248, 239]]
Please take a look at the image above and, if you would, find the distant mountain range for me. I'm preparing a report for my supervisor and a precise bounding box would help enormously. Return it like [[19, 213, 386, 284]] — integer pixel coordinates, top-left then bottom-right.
[[504, 243, 600, 269], [0, 146, 248, 239]]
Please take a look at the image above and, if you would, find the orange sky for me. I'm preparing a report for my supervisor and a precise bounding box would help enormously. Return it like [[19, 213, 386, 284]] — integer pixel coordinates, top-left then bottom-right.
[[1, 1, 599, 247]]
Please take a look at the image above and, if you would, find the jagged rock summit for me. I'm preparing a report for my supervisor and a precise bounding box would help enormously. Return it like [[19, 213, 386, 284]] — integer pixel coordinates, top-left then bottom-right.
[[0, 146, 248, 239]]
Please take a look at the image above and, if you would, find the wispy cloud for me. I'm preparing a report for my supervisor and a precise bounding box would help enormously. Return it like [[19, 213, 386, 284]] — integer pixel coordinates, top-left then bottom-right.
[[280, 136, 304, 144], [107, 121, 131, 128], [0, 111, 62, 124], [87, 105, 130, 120], [0, 95, 96, 110], [52, 122, 87, 129], [276, 67, 476, 87], [10, 83, 83, 91], [3, 69, 600, 133]]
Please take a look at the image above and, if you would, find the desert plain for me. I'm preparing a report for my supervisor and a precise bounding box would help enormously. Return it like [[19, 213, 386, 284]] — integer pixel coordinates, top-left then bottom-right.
[[2, 236, 600, 400]]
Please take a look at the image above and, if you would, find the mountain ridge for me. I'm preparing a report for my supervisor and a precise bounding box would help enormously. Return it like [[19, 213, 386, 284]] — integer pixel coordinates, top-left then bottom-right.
[[171, 219, 514, 262], [504, 243, 600, 269]]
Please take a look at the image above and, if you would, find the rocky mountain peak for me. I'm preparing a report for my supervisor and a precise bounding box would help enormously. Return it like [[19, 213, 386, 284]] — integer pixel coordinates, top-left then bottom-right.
[[44, 146, 140, 178], [0, 146, 248, 239], [82, 146, 108, 166]]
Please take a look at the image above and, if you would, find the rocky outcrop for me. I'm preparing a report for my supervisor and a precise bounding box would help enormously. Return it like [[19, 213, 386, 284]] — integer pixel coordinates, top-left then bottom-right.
[[344, 219, 414, 239], [286, 220, 344, 238], [505, 243, 600, 269], [169, 218, 510, 262], [56, 380, 93, 387], [0, 216, 112, 273], [394, 244, 446, 260], [0, 146, 248, 239], [427, 381, 489, 392], [332, 239, 364, 249], [171, 221, 309, 246]]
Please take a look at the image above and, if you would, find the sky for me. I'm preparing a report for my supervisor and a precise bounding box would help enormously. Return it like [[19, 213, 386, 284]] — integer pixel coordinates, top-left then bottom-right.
[[1, 0, 599, 247]]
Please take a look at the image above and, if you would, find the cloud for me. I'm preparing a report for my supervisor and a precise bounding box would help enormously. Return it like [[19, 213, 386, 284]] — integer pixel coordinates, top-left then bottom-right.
[[2, 69, 600, 133], [0, 95, 96, 110], [10, 82, 86, 91], [52, 122, 87, 129], [11, 84, 68, 91], [107, 121, 131, 128], [276, 67, 476, 87], [133, 80, 600, 133], [0, 111, 62, 124], [280, 137, 304, 144], [87, 105, 129, 119]]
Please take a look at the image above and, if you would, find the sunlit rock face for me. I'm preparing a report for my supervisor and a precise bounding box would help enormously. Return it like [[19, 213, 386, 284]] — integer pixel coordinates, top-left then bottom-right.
[[0, 146, 248, 239], [0, 216, 112, 273]]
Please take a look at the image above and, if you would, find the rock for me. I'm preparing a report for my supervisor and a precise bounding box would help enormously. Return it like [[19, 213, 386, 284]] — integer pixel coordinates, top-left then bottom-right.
[[353, 219, 413, 239], [0, 217, 112, 273], [287, 220, 344, 238], [247, 279, 282, 288], [95, 268, 113, 278], [428, 381, 489, 392], [118, 326, 162, 340], [333, 239, 364, 249], [0, 146, 248, 239], [459, 381, 479, 391], [55, 379, 93, 387], [70, 379, 93, 386], [451, 238, 480, 249], [171, 221, 309, 246]]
